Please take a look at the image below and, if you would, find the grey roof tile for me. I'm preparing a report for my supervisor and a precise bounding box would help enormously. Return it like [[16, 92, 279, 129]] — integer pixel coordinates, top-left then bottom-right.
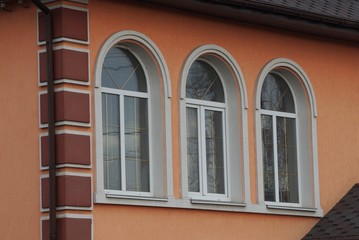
[[303, 184, 359, 240]]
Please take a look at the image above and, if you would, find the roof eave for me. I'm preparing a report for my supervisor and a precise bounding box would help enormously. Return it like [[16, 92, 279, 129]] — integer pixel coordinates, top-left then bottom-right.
[[141, 0, 359, 43]]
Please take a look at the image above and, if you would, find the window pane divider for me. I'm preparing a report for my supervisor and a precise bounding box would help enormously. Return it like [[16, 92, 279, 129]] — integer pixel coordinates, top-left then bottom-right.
[[186, 99, 226, 108], [102, 87, 149, 98], [120, 94, 126, 191], [260, 109, 296, 118]]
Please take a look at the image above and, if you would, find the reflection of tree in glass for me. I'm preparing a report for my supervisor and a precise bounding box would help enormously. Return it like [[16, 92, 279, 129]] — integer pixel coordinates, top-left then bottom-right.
[[186, 60, 224, 103], [102, 47, 147, 92], [261, 73, 295, 113]]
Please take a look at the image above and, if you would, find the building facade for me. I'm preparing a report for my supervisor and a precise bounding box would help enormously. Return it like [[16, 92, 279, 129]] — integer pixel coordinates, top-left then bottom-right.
[[0, 0, 358, 239]]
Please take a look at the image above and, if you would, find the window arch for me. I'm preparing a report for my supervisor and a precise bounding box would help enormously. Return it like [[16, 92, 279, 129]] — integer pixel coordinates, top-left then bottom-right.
[[94, 31, 172, 202], [255, 58, 321, 211], [180, 45, 249, 204]]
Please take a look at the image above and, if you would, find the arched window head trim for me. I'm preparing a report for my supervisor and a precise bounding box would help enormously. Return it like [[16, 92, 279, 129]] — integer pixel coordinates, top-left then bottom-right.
[[255, 58, 321, 213], [94, 30, 172, 98], [255, 58, 317, 117], [180, 44, 250, 204], [180, 44, 248, 109]]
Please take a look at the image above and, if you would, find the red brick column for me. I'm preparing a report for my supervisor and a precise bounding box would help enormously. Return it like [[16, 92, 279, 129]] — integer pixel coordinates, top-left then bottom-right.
[[37, 1, 92, 240]]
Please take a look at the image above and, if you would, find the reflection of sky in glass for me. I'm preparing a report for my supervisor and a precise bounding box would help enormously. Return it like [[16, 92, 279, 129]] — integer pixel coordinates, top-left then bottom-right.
[[186, 60, 224, 102], [124, 96, 149, 192], [102, 47, 147, 92], [102, 93, 121, 190]]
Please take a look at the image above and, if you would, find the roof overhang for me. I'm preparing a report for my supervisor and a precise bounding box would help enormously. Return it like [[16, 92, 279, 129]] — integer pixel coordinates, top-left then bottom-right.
[[140, 0, 359, 44]]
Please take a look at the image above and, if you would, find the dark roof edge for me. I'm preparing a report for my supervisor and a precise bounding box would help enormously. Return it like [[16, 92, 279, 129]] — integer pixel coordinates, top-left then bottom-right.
[[141, 0, 359, 43]]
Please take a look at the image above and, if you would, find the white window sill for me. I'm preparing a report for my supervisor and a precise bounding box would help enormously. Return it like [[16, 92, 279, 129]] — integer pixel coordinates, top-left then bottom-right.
[[190, 199, 246, 207], [266, 204, 317, 212], [105, 193, 168, 202], [94, 192, 323, 217]]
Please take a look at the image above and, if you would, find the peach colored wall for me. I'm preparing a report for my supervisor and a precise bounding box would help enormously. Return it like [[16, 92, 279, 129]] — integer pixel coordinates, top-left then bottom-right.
[[89, 1, 359, 240], [0, 5, 40, 240], [0, 1, 358, 240]]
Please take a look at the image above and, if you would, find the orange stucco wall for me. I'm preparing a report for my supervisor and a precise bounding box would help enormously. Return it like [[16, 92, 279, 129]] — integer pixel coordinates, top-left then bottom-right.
[[0, 5, 40, 240], [0, 1, 358, 239], [89, 2, 359, 240]]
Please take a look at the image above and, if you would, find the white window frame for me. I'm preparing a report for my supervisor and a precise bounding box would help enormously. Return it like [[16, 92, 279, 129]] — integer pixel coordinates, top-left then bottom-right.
[[180, 45, 250, 205], [102, 85, 153, 197], [94, 31, 173, 204], [255, 58, 322, 213], [186, 99, 229, 201], [260, 107, 301, 207]]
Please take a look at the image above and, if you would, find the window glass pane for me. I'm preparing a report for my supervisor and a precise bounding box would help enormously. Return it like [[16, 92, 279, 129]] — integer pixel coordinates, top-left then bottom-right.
[[205, 110, 225, 194], [261, 115, 275, 202], [124, 96, 150, 192], [102, 93, 121, 190], [186, 60, 224, 102], [102, 47, 147, 92], [187, 107, 200, 192], [277, 117, 299, 203], [261, 73, 295, 113]]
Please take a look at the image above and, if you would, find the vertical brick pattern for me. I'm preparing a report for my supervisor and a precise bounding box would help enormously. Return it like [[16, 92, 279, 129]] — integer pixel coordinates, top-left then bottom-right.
[[38, 3, 92, 240]]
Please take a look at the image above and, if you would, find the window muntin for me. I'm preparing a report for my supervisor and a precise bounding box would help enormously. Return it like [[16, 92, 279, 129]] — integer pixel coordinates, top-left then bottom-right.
[[186, 60, 227, 199], [102, 46, 151, 195], [260, 73, 299, 204]]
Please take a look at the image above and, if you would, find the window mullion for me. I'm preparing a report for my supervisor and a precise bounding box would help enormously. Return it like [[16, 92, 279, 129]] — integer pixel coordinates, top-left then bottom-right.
[[273, 116, 279, 203], [120, 94, 126, 192]]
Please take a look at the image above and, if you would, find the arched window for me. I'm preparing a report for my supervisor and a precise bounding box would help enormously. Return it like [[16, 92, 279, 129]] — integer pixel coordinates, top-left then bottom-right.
[[260, 73, 298, 204], [102, 47, 150, 193], [95, 31, 172, 202], [256, 59, 321, 212], [186, 60, 227, 198], [180, 45, 249, 204]]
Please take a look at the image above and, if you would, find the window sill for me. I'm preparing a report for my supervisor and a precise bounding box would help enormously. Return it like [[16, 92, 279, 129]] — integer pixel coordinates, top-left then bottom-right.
[[105, 193, 168, 202], [190, 199, 246, 207], [94, 192, 323, 217], [266, 204, 317, 212]]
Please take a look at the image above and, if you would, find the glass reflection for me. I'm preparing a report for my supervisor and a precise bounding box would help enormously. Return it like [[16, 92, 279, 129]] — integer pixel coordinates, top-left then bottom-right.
[[205, 110, 225, 194], [102, 93, 121, 190], [261, 73, 295, 113], [186, 60, 224, 102], [102, 47, 147, 92]]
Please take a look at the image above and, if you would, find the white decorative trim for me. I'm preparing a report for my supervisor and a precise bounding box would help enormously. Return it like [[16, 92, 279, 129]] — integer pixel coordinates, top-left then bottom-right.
[[94, 31, 173, 201], [255, 58, 317, 117], [179, 45, 248, 109], [94, 30, 172, 98], [94, 192, 323, 217], [39, 130, 92, 170], [38, 46, 90, 87], [38, 87, 91, 129], [255, 58, 321, 214], [179, 44, 250, 204], [37, 4, 89, 46]]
